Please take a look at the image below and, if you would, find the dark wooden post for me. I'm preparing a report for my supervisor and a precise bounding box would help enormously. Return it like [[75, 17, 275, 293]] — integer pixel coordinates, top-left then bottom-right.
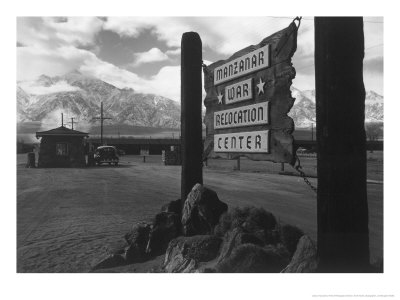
[[181, 32, 203, 204], [315, 17, 370, 272]]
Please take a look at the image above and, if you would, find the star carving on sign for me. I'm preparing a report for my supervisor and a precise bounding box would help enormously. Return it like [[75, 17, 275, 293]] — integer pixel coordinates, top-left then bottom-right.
[[217, 91, 224, 104], [256, 78, 266, 95]]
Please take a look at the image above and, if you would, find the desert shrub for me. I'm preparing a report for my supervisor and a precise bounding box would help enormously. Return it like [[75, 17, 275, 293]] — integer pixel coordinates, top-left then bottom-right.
[[214, 206, 277, 237], [279, 224, 304, 256]]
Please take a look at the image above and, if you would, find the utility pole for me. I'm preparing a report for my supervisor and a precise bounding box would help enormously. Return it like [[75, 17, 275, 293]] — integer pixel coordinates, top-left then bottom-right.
[[315, 17, 369, 272], [92, 102, 112, 145], [68, 117, 77, 130], [61, 113, 64, 127]]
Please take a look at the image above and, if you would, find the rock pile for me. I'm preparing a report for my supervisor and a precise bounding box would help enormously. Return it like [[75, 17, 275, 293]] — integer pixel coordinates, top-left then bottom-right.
[[92, 183, 318, 273]]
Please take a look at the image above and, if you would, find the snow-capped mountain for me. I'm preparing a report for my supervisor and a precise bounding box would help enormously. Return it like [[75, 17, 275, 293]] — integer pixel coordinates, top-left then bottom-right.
[[289, 87, 316, 127], [364, 91, 384, 122], [16, 71, 181, 129], [289, 87, 384, 127], [17, 71, 383, 131]]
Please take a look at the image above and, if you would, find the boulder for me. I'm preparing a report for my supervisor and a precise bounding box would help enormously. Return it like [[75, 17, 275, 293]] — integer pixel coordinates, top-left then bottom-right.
[[282, 235, 318, 273], [217, 227, 265, 263], [161, 199, 182, 216], [92, 253, 126, 271], [182, 184, 228, 236], [146, 212, 181, 256], [215, 243, 290, 273], [125, 222, 151, 245], [279, 224, 304, 256], [163, 235, 222, 273], [105, 239, 129, 256], [214, 206, 277, 238], [124, 222, 152, 263]]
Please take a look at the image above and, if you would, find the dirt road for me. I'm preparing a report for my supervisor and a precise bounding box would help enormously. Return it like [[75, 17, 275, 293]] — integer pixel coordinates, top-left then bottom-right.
[[17, 154, 383, 272]]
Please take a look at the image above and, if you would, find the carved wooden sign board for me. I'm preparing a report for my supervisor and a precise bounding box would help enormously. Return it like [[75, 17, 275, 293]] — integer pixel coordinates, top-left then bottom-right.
[[203, 21, 299, 164]]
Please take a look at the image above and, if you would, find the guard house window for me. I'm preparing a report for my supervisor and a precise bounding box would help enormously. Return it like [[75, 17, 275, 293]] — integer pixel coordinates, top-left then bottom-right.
[[56, 143, 68, 156]]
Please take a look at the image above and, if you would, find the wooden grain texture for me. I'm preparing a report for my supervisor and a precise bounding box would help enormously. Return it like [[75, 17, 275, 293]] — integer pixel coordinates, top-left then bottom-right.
[[315, 17, 370, 272], [203, 21, 298, 164], [181, 32, 203, 202]]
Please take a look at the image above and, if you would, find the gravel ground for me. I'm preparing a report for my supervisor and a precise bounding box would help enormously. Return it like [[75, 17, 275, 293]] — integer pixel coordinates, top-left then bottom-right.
[[16, 154, 383, 272]]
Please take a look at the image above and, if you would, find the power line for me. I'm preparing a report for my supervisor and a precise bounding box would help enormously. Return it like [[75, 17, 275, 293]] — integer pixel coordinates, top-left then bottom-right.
[[92, 102, 112, 145], [266, 16, 382, 24]]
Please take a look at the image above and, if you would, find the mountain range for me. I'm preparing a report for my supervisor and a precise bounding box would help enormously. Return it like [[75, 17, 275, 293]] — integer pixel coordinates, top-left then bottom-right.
[[289, 87, 384, 127], [17, 71, 181, 130], [16, 71, 383, 132]]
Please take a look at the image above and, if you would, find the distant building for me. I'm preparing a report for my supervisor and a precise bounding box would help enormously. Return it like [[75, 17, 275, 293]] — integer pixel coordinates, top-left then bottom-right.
[[36, 126, 89, 167]]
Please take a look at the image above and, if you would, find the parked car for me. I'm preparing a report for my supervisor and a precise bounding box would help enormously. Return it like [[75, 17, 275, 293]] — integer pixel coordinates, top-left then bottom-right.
[[94, 146, 119, 166], [296, 147, 308, 154], [296, 147, 315, 155]]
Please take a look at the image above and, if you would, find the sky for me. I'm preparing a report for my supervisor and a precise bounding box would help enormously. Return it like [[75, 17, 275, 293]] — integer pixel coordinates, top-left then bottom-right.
[[17, 16, 384, 102]]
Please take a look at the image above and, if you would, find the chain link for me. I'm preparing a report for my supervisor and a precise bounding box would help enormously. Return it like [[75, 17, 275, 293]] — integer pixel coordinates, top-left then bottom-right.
[[292, 155, 318, 194]]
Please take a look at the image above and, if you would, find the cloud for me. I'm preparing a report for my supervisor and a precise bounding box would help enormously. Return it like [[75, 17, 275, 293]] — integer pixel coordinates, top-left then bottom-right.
[[79, 53, 180, 101], [17, 17, 104, 48], [103, 17, 154, 38], [16, 31, 181, 101], [39, 108, 92, 132], [19, 80, 81, 95], [104, 17, 297, 56], [146, 66, 180, 101], [364, 56, 383, 74], [132, 47, 169, 67], [79, 54, 146, 90], [42, 17, 104, 46], [17, 16, 383, 102], [165, 48, 181, 56], [17, 45, 94, 80]]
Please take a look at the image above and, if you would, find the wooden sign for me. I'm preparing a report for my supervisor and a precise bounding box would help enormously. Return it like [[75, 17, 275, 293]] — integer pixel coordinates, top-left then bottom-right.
[[214, 130, 270, 153], [214, 45, 270, 85], [214, 102, 269, 130], [203, 20, 299, 164], [225, 78, 253, 104]]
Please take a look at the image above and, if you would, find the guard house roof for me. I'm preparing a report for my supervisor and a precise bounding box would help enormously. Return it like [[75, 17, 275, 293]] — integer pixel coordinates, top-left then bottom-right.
[[36, 126, 89, 138]]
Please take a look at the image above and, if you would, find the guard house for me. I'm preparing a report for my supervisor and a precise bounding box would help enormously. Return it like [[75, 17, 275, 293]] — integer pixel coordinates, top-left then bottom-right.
[[36, 126, 89, 167]]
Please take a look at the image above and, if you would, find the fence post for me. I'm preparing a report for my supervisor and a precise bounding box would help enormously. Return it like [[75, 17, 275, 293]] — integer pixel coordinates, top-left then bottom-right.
[[180, 32, 203, 205], [315, 17, 370, 272]]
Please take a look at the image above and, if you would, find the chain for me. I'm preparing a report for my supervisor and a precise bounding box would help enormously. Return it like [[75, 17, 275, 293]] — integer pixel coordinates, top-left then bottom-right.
[[292, 155, 318, 194]]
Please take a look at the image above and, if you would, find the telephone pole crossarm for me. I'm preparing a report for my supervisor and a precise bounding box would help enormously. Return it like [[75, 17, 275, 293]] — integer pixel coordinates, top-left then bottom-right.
[[92, 102, 112, 145], [68, 117, 78, 130]]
